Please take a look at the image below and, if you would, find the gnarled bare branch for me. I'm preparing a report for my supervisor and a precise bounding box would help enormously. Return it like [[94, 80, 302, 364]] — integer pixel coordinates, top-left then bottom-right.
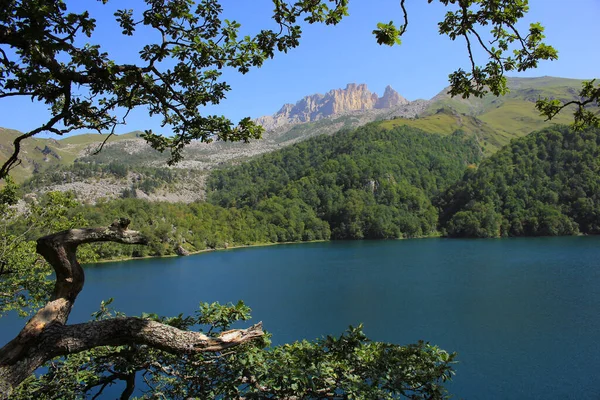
[[0, 219, 264, 398], [45, 318, 264, 356]]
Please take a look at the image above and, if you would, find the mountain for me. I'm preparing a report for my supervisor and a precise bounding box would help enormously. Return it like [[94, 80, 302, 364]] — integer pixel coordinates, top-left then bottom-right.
[[256, 83, 411, 130], [0, 129, 141, 182], [1, 76, 592, 202], [424, 76, 586, 148], [0, 83, 429, 187], [255, 77, 587, 155]]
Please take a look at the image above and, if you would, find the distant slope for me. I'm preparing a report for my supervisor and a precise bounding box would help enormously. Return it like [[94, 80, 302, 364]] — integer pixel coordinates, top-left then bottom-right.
[[378, 108, 503, 153], [0, 129, 141, 182], [208, 123, 482, 239], [437, 125, 600, 238], [425, 76, 585, 145]]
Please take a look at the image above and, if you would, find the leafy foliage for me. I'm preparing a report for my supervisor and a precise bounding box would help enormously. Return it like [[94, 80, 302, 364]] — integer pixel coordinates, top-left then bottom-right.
[[438, 126, 600, 237], [12, 302, 456, 399], [208, 124, 482, 239], [62, 197, 329, 259], [0, 191, 97, 317], [0, 0, 569, 180], [0, 0, 352, 176], [1, 1, 574, 396], [438, 1, 558, 99], [536, 79, 600, 130]]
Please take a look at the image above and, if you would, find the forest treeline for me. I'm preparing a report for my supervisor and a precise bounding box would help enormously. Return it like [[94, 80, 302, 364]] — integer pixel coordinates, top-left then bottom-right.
[[6, 195, 330, 260], [208, 124, 482, 239], [9, 124, 600, 261], [437, 125, 600, 237]]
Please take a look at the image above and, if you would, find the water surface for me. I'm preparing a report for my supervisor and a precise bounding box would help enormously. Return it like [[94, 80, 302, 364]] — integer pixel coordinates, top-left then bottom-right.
[[2, 237, 600, 398]]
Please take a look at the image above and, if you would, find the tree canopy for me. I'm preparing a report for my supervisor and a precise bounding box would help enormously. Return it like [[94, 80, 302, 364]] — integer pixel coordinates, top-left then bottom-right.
[[0, 1, 596, 398], [208, 124, 481, 239], [2, 0, 587, 181], [437, 125, 600, 238]]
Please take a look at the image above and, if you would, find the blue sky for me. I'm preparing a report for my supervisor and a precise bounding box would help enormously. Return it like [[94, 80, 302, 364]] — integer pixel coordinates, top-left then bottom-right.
[[1, 0, 598, 137]]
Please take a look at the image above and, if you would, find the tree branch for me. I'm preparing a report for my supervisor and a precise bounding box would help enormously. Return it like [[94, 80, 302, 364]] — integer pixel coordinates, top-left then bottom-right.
[[0, 218, 263, 398], [398, 0, 408, 36], [44, 318, 264, 357]]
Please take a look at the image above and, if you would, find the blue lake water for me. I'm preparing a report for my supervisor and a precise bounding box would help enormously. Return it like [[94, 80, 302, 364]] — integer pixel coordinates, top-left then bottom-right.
[[2, 237, 600, 398]]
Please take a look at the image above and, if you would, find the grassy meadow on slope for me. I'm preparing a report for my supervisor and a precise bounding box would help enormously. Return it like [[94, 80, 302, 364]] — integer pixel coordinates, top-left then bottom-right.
[[7, 123, 480, 262], [424, 77, 584, 146], [378, 108, 503, 153]]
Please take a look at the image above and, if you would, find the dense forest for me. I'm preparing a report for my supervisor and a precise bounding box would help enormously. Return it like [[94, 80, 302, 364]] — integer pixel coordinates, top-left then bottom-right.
[[438, 126, 600, 237], [5, 194, 330, 261], [208, 124, 482, 239], [9, 124, 600, 262]]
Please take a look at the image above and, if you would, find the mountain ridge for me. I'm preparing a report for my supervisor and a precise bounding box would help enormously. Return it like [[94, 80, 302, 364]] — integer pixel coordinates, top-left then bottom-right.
[[255, 83, 411, 130], [0, 76, 591, 194]]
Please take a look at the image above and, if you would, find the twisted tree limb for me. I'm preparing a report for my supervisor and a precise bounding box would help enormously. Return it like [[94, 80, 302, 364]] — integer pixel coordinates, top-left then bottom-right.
[[0, 219, 264, 398]]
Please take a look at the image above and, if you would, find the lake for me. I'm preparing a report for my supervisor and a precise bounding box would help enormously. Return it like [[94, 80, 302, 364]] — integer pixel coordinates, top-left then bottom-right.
[[2, 237, 600, 398]]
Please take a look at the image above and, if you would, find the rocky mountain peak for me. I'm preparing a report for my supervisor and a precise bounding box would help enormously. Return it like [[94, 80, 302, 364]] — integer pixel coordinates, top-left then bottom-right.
[[376, 85, 407, 109], [256, 83, 409, 131]]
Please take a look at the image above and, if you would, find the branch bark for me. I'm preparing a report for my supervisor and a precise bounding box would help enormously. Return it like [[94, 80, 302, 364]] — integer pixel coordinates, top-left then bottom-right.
[[0, 219, 264, 398]]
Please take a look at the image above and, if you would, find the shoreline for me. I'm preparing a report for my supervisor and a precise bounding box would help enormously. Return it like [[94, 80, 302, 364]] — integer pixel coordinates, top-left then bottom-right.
[[85, 235, 441, 265], [87, 232, 589, 266], [87, 239, 329, 265]]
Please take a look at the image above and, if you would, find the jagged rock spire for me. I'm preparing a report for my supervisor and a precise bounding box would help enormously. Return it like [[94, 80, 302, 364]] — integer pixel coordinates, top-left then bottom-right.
[[256, 83, 408, 130]]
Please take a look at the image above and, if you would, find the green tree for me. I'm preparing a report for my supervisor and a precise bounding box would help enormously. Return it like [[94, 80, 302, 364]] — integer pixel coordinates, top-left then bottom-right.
[[0, 0, 566, 179], [438, 126, 600, 238], [11, 305, 455, 399], [0, 188, 97, 318], [0, 0, 578, 397]]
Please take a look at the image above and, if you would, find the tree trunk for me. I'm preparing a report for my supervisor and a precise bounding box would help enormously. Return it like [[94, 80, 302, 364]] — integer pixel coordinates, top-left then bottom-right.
[[0, 219, 263, 398]]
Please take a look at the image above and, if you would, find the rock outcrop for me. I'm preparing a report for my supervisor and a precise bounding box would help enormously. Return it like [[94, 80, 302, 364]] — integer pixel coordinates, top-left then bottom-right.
[[175, 245, 190, 256], [376, 85, 407, 109], [256, 83, 408, 130], [35, 145, 61, 161]]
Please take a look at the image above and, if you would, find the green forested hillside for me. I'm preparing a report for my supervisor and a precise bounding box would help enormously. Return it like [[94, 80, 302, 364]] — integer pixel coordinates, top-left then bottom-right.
[[5, 194, 330, 260], [10, 118, 600, 259], [438, 126, 600, 238], [9, 124, 600, 263], [7, 124, 481, 262], [208, 124, 482, 239]]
